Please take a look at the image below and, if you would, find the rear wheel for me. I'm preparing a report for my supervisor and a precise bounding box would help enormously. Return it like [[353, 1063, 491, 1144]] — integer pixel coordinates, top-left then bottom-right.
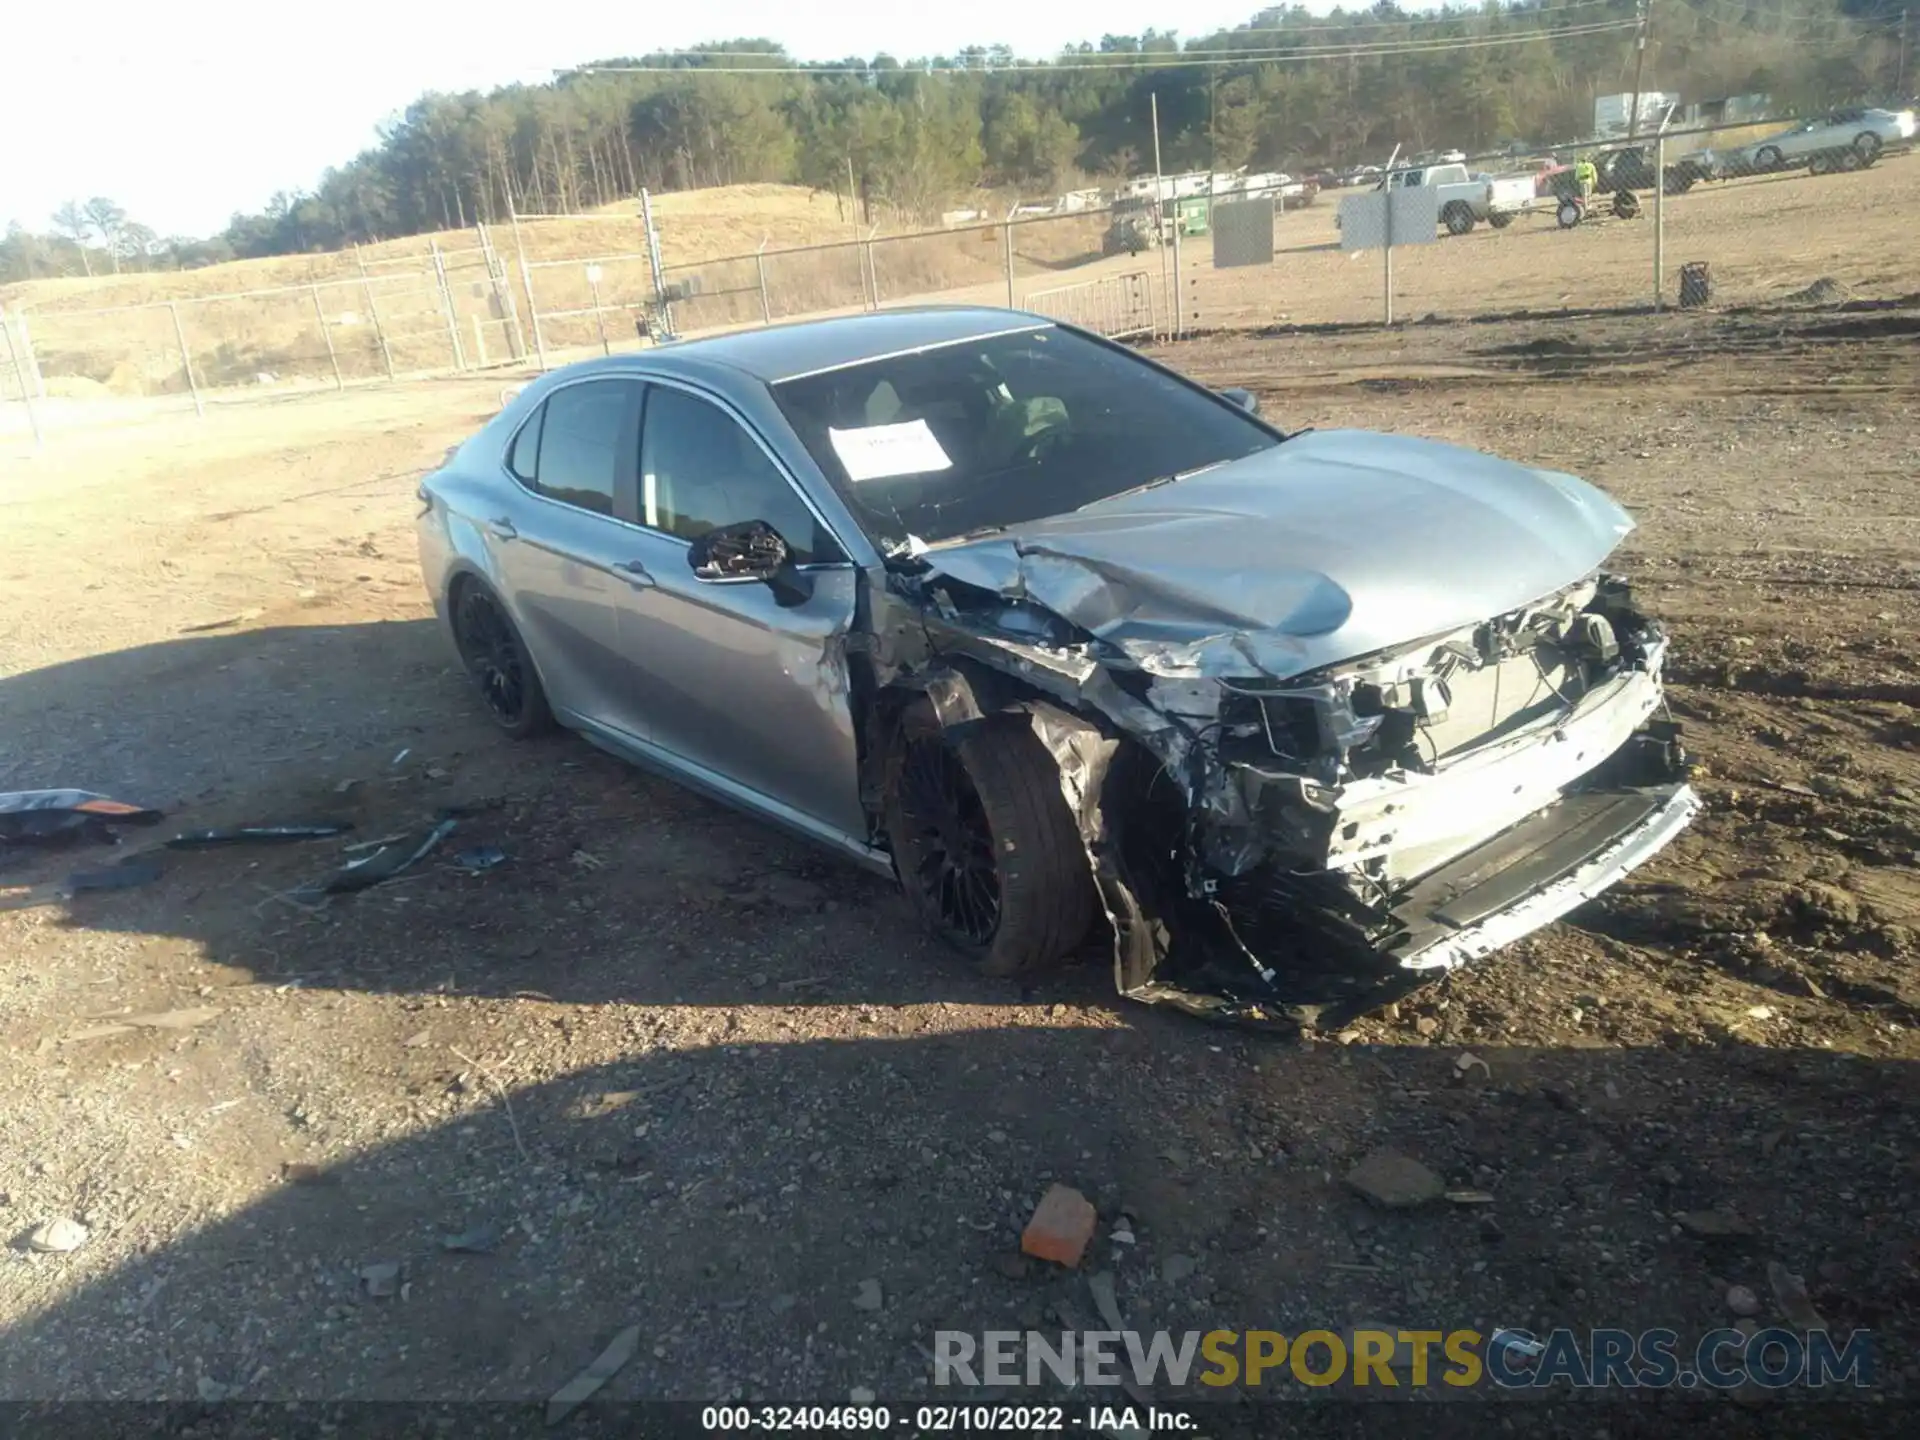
[[1443, 202, 1475, 235], [451, 581, 553, 739], [883, 701, 1097, 977], [1808, 151, 1835, 176], [1855, 132, 1882, 163], [1839, 148, 1865, 173], [1754, 145, 1784, 172], [1557, 198, 1583, 229], [1487, 210, 1513, 229]]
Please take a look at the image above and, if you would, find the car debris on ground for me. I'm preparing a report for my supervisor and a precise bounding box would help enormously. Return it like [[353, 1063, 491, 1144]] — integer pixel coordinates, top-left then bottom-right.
[[59, 859, 164, 895], [0, 791, 163, 848], [546, 1324, 641, 1425], [165, 823, 354, 849], [451, 844, 509, 873], [62, 1007, 221, 1045], [1344, 1150, 1447, 1208], [293, 817, 458, 898], [24, 1217, 90, 1253]]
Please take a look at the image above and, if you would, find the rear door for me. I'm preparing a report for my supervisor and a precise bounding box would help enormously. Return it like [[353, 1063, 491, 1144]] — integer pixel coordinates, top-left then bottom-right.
[[602, 380, 867, 837], [489, 376, 651, 738]]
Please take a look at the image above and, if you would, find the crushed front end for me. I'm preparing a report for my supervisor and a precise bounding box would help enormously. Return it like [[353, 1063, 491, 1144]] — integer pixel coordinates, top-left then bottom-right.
[[1191, 574, 1698, 1001], [899, 566, 1699, 1027]]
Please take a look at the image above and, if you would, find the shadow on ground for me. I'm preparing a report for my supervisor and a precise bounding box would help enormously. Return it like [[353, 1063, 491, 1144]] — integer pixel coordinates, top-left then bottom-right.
[[2, 1022, 1916, 1415]]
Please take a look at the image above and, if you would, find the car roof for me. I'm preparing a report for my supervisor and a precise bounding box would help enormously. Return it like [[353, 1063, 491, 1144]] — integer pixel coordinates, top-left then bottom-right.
[[623, 307, 1056, 385]]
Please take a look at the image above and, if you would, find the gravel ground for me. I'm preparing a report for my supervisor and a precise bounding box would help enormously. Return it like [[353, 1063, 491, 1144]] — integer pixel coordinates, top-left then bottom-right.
[[1, 300, 1916, 1427]]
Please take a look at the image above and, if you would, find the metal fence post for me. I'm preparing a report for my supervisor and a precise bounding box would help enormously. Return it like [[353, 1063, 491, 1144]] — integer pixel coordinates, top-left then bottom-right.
[[1002, 221, 1016, 309], [756, 240, 772, 323], [472, 314, 488, 367], [310, 284, 344, 390], [1653, 131, 1667, 312], [168, 301, 204, 417], [0, 306, 43, 448], [15, 311, 45, 398], [430, 240, 466, 370], [864, 236, 878, 309], [354, 246, 396, 381], [1170, 214, 1184, 339], [363, 285, 396, 381], [478, 220, 526, 360], [1382, 193, 1395, 328], [518, 257, 548, 371], [588, 265, 611, 356], [508, 205, 547, 370], [640, 189, 674, 338]]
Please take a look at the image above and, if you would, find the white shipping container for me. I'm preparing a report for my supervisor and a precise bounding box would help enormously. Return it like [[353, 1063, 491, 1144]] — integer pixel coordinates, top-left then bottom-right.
[[1594, 91, 1679, 136]]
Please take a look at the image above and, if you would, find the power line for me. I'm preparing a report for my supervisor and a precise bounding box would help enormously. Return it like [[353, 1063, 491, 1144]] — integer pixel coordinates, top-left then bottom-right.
[[580, 21, 1643, 76]]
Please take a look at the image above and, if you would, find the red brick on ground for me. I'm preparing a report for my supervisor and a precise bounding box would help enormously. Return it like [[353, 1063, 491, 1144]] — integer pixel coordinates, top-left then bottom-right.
[[1020, 1183, 1098, 1268]]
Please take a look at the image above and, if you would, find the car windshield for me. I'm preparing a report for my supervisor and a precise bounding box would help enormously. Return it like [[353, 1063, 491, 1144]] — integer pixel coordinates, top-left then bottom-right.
[[769, 325, 1282, 550]]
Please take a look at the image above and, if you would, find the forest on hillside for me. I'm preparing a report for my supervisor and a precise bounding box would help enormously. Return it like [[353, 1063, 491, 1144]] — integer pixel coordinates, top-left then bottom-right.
[[2, 0, 1910, 281]]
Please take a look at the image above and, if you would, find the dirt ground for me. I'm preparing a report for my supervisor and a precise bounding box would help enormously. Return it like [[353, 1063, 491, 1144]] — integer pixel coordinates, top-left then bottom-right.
[[1, 291, 1917, 1423]]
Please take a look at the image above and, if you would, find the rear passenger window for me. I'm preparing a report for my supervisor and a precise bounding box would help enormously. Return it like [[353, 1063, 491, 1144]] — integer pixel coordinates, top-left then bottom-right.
[[508, 380, 634, 516], [507, 405, 543, 483]]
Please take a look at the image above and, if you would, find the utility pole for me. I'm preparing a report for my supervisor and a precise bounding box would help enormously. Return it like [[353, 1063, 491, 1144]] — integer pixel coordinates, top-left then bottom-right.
[[1205, 66, 1221, 179], [1151, 92, 1171, 340], [1626, 0, 1652, 141], [1899, 9, 1910, 101]]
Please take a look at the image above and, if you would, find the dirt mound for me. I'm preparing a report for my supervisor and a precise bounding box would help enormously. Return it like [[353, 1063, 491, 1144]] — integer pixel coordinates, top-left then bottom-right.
[[1780, 276, 1852, 306]]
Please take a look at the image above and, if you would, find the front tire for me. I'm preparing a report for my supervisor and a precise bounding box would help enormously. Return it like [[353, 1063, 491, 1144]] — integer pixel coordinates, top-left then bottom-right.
[[1443, 202, 1475, 235], [883, 701, 1097, 977], [450, 580, 554, 739], [1855, 132, 1881, 163], [1487, 210, 1513, 229]]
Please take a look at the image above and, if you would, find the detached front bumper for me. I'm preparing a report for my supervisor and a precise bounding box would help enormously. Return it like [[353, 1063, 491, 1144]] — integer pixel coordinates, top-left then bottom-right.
[[1389, 782, 1700, 971]]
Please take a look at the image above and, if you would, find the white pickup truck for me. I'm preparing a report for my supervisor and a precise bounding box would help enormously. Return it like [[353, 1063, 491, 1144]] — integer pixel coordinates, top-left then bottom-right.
[[1387, 162, 1540, 234]]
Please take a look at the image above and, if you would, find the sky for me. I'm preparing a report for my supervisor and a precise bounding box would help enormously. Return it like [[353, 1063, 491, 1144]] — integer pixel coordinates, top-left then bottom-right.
[[5, 0, 1301, 241]]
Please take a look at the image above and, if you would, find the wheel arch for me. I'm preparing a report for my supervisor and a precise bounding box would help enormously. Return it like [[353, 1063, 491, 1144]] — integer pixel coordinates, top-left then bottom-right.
[[440, 563, 559, 711]]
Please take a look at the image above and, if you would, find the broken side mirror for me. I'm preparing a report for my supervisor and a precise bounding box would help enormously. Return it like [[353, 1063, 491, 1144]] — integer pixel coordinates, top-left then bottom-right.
[[1220, 387, 1260, 416], [686, 519, 813, 607]]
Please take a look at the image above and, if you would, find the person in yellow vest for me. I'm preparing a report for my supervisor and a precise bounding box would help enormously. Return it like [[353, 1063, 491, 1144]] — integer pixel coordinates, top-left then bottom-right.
[[1573, 156, 1599, 204]]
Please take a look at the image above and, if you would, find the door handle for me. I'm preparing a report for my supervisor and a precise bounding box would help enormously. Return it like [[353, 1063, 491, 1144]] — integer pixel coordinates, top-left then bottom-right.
[[612, 559, 656, 589], [486, 515, 518, 541]]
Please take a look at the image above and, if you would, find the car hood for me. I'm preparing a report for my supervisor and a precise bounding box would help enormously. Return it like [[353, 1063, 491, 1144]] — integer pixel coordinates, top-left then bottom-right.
[[919, 428, 1635, 679]]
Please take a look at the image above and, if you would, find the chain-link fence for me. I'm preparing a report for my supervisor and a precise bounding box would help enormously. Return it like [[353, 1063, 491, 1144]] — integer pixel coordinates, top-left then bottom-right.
[[1183, 111, 1919, 332], [519, 203, 1177, 368], [0, 225, 533, 445], [7, 99, 1915, 448]]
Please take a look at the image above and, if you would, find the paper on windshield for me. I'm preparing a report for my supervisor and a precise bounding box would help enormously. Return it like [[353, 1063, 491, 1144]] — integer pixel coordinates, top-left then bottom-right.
[[828, 420, 953, 482]]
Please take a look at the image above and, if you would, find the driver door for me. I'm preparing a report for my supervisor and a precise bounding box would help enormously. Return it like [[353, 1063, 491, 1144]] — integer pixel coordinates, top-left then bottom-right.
[[604, 380, 867, 838]]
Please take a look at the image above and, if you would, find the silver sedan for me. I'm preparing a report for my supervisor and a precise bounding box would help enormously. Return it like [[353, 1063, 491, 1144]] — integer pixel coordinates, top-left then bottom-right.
[[1734, 106, 1917, 172], [417, 309, 1697, 1022]]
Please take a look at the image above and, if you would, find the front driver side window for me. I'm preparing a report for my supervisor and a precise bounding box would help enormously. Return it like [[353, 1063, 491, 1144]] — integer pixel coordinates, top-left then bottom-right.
[[639, 387, 833, 564]]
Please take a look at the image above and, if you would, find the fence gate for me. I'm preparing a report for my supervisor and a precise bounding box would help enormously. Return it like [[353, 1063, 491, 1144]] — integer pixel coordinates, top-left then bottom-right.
[[1023, 270, 1159, 340], [1211, 197, 1277, 268]]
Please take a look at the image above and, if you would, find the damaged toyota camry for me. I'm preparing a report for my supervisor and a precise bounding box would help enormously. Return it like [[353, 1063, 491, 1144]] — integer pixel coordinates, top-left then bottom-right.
[[418, 307, 1698, 1024]]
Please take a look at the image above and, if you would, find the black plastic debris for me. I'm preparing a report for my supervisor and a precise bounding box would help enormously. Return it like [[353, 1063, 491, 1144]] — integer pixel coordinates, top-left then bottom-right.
[[61, 859, 165, 895], [452, 845, 508, 874], [440, 1223, 502, 1254], [0, 791, 164, 848], [299, 817, 458, 897], [166, 823, 354, 850]]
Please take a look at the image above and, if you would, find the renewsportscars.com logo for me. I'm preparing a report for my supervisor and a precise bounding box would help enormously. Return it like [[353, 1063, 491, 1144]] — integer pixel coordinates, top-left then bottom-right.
[[931, 1327, 1876, 1391]]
